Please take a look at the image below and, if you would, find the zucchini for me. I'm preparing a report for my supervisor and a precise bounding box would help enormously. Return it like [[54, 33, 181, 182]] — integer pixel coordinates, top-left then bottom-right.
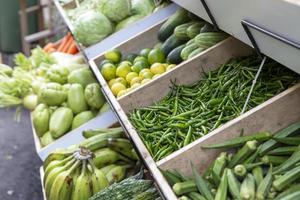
[[173, 180, 197, 195], [194, 32, 228, 48], [201, 131, 272, 149], [228, 140, 258, 168], [181, 43, 199, 60], [256, 166, 273, 200], [267, 146, 297, 156], [273, 165, 300, 191], [161, 34, 186, 55], [227, 169, 241, 200], [187, 22, 205, 39], [259, 122, 300, 155], [167, 44, 185, 64], [158, 8, 191, 41], [240, 174, 256, 200], [187, 47, 205, 60], [174, 22, 197, 41]]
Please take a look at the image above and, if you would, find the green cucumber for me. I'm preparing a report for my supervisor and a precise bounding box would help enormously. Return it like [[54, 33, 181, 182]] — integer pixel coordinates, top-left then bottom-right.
[[194, 32, 228, 49], [174, 22, 197, 41], [187, 22, 205, 39], [161, 34, 186, 55], [186, 38, 196, 46], [187, 47, 205, 60], [158, 8, 190, 41], [181, 43, 199, 60], [167, 44, 185, 64]]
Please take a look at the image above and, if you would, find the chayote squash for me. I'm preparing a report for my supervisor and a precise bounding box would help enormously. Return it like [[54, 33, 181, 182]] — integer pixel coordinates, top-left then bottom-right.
[[38, 82, 67, 106], [99, 102, 111, 114], [32, 103, 50, 137], [71, 111, 94, 130], [49, 107, 73, 138], [84, 83, 105, 109], [67, 84, 88, 114], [67, 68, 97, 88], [40, 131, 54, 147], [46, 64, 69, 84]]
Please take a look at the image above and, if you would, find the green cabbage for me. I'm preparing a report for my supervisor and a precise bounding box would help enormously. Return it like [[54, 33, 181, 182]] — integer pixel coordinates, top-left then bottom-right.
[[73, 10, 113, 46], [99, 0, 131, 22], [131, 0, 155, 16], [115, 15, 144, 32]]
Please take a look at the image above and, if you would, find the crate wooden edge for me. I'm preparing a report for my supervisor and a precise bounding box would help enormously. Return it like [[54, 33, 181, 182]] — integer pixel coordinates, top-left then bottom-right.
[[32, 109, 118, 161], [157, 82, 300, 176]]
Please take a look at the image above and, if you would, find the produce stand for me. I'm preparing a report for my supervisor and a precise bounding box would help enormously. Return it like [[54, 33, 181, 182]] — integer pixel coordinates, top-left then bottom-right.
[[32, 109, 118, 160], [23, 0, 300, 200]]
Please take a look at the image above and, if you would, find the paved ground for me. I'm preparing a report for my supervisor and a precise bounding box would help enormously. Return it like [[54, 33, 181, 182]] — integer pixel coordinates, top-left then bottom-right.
[[0, 107, 43, 200]]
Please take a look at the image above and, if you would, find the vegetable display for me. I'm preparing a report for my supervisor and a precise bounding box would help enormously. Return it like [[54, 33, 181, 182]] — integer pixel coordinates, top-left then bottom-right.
[[163, 122, 300, 199], [43, 32, 79, 54], [44, 127, 140, 200], [64, 0, 167, 46], [0, 44, 107, 146], [130, 56, 300, 160], [100, 8, 227, 97], [89, 172, 161, 200]]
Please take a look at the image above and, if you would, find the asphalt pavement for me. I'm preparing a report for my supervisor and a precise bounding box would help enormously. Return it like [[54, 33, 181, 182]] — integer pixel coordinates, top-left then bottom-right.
[[0, 107, 43, 200]]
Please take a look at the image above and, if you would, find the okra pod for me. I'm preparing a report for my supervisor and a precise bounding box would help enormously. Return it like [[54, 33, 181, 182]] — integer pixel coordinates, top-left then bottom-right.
[[234, 165, 247, 178], [240, 174, 256, 200], [277, 191, 300, 200], [214, 169, 228, 200], [256, 166, 273, 200], [162, 170, 182, 186], [273, 165, 300, 191], [273, 145, 300, 174], [227, 168, 241, 200], [261, 155, 288, 165], [211, 152, 227, 185], [274, 183, 300, 200], [252, 166, 264, 187], [274, 137, 300, 146], [202, 132, 271, 149], [188, 192, 206, 200], [179, 196, 190, 200], [267, 146, 297, 156], [173, 180, 197, 196], [228, 140, 258, 168]]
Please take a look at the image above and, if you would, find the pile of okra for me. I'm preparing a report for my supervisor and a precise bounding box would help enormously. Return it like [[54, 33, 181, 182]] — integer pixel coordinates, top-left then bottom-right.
[[163, 122, 300, 200], [130, 56, 300, 160]]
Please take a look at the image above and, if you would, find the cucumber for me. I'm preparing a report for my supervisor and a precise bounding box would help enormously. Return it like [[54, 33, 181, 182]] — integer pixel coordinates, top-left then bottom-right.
[[181, 43, 199, 60], [187, 47, 205, 60], [158, 8, 190, 41], [167, 44, 185, 64], [174, 22, 197, 41], [194, 32, 228, 48], [200, 23, 218, 33], [187, 22, 205, 39], [186, 38, 196, 46], [161, 34, 186, 55]]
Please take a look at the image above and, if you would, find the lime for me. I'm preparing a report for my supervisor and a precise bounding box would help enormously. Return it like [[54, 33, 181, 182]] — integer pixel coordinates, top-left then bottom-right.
[[115, 77, 127, 87], [108, 79, 117, 88], [131, 65, 143, 74], [139, 69, 151, 77], [134, 56, 148, 64], [101, 63, 116, 81], [125, 53, 138, 63], [130, 77, 142, 87], [116, 62, 131, 78], [120, 60, 132, 66], [141, 78, 151, 84], [140, 71, 153, 79], [111, 82, 126, 96], [104, 49, 122, 63], [150, 63, 165, 75], [148, 48, 165, 65], [131, 83, 141, 89], [117, 90, 127, 98], [166, 64, 176, 71], [99, 59, 112, 69], [139, 48, 151, 58], [126, 72, 139, 83]]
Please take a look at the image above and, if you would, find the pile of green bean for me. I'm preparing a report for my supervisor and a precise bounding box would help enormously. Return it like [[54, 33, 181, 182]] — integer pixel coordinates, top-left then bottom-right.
[[130, 56, 300, 160]]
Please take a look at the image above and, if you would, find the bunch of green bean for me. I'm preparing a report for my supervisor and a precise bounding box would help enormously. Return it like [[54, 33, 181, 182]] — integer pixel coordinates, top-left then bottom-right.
[[130, 56, 300, 161]]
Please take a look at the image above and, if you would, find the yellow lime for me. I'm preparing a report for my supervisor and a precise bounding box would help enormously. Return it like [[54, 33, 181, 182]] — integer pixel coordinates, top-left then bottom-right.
[[139, 48, 151, 58], [111, 82, 126, 96], [148, 48, 166, 65], [141, 71, 153, 79], [134, 56, 148, 64], [150, 63, 165, 75], [120, 60, 132, 66], [104, 49, 122, 63], [166, 64, 176, 71], [108, 79, 117, 88], [130, 77, 142, 86], [117, 90, 127, 98], [115, 77, 127, 87], [99, 59, 112, 69], [141, 78, 151, 84], [131, 65, 143, 74], [126, 72, 139, 83], [131, 83, 141, 89], [116, 62, 131, 78], [101, 63, 116, 81], [139, 69, 151, 77]]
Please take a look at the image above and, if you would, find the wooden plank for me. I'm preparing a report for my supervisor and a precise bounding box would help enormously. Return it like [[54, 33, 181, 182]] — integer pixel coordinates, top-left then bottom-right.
[[118, 37, 253, 113], [157, 83, 300, 176]]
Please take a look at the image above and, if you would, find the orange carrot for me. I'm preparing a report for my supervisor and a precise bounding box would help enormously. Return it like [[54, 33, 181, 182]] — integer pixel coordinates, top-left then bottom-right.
[[57, 33, 71, 52], [47, 48, 56, 53], [61, 36, 74, 53], [66, 42, 79, 54], [43, 43, 54, 52]]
